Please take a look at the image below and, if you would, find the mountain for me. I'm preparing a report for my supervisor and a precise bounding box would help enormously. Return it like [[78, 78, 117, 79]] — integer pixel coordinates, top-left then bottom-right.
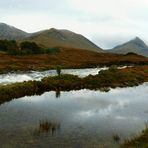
[[0, 23, 30, 40], [24, 28, 102, 52], [109, 37, 148, 56], [0, 23, 102, 52]]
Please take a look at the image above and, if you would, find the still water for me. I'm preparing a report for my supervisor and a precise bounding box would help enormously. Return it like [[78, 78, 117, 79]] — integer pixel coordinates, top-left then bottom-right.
[[0, 83, 147, 147]]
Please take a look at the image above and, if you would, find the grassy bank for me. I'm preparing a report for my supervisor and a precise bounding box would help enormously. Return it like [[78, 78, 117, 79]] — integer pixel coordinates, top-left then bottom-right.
[[121, 126, 148, 148], [0, 66, 147, 104], [0, 48, 148, 73]]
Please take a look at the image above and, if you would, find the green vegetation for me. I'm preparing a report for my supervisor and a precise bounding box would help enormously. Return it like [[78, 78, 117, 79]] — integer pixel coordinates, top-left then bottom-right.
[[121, 125, 148, 148], [44, 47, 60, 54], [0, 39, 60, 55], [0, 40, 19, 55], [125, 52, 139, 56], [20, 41, 42, 54], [108, 65, 118, 72], [0, 66, 147, 105], [56, 65, 61, 76]]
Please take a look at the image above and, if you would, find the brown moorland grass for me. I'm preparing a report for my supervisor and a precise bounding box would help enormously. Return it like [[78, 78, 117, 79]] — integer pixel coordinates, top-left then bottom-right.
[[0, 47, 148, 73]]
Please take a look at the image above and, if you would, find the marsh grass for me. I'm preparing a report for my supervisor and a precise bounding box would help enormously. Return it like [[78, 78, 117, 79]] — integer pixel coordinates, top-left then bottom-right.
[[0, 66, 147, 105], [121, 123, 148, 148], [113, 134, 120, 142]]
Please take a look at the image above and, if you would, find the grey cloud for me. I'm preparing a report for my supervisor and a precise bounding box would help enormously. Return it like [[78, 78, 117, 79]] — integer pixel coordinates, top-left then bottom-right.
[[0, 0, 71, 14], [1, 0, 148, 48]]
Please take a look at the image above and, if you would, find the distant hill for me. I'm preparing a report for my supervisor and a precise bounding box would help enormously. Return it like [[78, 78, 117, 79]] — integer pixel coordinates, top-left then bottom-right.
[[108, 37, 148, 56], [0, 23, 102, 52], [0, 23, 30, 40], [24, 28, 102, 52]]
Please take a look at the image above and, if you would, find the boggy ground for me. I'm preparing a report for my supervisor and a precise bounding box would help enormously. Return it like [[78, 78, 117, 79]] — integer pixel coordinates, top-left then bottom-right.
[[0, 48, 148, 73], [0, 66, 147, 105]]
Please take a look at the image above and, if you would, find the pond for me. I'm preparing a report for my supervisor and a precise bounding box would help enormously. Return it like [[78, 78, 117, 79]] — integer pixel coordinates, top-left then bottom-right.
[[0, 83, 147, 147]]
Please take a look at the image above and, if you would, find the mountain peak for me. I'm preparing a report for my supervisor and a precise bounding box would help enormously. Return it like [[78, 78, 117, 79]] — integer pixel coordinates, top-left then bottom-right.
[[130, 37, 148, 49], [26, 28, 102, 52], [0, 23, 12, 28], [132, 36, 143, 43], [134, 36, 141, 40], [110, 37, 148, 56], [0, 22, 8, 26], [0, 23, 29, 40], [49, 28, 58, 31], [0, 23, 17, 30]]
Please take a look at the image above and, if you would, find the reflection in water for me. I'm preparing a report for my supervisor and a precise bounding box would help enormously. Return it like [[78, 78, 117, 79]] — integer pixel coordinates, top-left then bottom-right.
[[99, 87, 110, 92], [38, 120, 60, 136], [55, 90, 61, 98], [0, 83, 147, 147]]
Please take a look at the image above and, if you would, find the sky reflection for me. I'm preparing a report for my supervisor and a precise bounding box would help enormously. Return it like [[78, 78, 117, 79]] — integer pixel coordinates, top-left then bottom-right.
[[0, 83, 147, 147]]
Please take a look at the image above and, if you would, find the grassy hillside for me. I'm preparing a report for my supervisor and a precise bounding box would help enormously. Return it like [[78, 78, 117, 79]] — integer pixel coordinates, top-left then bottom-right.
[[24, 28, 102, 52], [0, 23, 102, 53]]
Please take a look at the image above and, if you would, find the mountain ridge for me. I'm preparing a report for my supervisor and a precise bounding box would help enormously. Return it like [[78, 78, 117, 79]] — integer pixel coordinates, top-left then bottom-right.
[[25, 28, 102, 52], [0, 23, 30, 40], [0, 23, 102, 52], [0, 23, 148, 56], [108, 37, 148, 56]]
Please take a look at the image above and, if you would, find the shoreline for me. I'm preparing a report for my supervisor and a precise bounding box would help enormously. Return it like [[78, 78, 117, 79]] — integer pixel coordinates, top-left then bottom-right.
[[0, 66, 147, 105], [0, 63, 146, 74], [121, 126, 148, 147], [0, 62, 147, 75]]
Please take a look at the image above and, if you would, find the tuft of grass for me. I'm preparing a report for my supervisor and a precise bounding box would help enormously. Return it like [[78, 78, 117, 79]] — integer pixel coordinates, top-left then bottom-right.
[[113, 134, 120, 142], [56, 65, 61, 76], [109, 65, 118, 72]]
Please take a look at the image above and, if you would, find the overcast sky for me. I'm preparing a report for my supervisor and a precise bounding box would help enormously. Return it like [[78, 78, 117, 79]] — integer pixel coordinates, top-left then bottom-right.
[[1, 0, 148, 49]]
